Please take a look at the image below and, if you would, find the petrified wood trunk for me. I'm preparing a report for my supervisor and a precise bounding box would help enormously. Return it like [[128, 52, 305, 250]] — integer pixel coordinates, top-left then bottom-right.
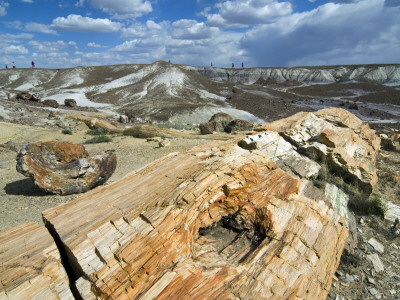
[[42, 139, 347, 299], [16, 141, 117, 195], [0, 222, 73, 299]]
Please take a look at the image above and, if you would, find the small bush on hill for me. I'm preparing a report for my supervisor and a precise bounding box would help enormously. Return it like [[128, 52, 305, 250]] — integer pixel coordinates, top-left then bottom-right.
[[85, 135, 112, 144], [86, 128, 106, 135], [61, 128, 73, 135]]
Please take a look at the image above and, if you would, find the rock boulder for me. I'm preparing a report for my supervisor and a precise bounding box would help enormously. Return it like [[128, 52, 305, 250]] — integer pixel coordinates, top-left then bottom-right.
[[16, 141, 117, 195], [43, 99, 59, 108], [262, 107, 380, 194], [224, 119, 254, 133], [64, 98, 77, 107]]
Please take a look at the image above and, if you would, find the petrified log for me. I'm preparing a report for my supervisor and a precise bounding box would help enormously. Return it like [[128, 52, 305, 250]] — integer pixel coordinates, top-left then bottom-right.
[[0, 222, 73, 299], [16, 141, 117, 195], [262, 107, 380, 194], [67, 113, 233, 140], [42, 138, 347, 299]]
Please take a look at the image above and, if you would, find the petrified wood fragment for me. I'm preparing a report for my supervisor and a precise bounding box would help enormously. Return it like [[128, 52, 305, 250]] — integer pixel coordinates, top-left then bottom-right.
[[16, 141, 116, 195], [0, 222, 73, 299], [42, 139, 347, 299], [262, 107, 380, 194]]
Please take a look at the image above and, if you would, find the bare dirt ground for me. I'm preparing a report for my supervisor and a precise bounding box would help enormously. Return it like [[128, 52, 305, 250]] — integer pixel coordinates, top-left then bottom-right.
[[0, 100, 227, 230]]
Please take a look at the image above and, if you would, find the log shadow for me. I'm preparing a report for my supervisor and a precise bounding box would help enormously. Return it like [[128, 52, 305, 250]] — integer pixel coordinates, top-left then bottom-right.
[[5, 178, 51, 196]]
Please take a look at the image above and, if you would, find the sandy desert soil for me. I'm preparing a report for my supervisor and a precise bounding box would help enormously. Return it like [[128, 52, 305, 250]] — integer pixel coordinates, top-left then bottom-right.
[[0, 102, 229, 230]]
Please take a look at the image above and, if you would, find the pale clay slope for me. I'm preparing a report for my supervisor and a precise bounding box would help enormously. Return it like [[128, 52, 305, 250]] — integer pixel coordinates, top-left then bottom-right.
[[1, 62, 399, 125]]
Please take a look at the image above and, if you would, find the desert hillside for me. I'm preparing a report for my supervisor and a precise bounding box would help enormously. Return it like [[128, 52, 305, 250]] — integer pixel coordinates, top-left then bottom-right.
[[1, 61, 399, 128]]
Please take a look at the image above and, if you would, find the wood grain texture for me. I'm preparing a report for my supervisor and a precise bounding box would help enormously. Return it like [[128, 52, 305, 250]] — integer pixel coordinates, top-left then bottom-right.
[[42, 138, 347, 299]]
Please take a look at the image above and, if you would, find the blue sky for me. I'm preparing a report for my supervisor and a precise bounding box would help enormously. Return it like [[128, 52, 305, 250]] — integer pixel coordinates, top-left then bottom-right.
[[0, 0, 399, 68]]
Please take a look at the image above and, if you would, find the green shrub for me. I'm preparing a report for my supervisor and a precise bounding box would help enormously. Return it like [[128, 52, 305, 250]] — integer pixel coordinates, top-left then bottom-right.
[[0, 115, 4, 121], [85, 135, 112, 144], [86, 128, 106, 135], [61, 128, 73, 135]]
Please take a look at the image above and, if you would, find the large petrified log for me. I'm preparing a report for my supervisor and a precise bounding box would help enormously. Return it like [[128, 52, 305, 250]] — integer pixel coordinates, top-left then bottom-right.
[[0, 222, 73, 299], [16, 141, 117, 195], [262, 107, 380, 194], [42, 138, 347, 299]]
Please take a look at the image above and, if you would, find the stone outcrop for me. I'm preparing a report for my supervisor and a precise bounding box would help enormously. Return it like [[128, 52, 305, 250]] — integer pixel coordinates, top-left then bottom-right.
[[0, 222, 73, 299], [199, 120, 225, 134], [42, 99, 59, 108], [199, 113, 233, 134], [16, 141, 117, 195], [3, 108, 383, 299], [224, 119, 254, 133], [64, 99, 77, 107], [209, 112, 233, 122], [261, 107, 380, 194]]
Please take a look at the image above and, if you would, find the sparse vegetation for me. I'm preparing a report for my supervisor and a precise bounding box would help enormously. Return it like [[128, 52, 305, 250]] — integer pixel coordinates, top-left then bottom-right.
[[85, 135, 112, 144], [86, 128, 106, 135], [61, 128, 73, 135]]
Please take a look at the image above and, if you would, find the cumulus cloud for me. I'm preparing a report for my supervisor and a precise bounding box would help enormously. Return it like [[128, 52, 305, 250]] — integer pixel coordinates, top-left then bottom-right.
[[0, 1, 9, 16], [87, 42, 104, 47], [121, 20, 167, 38], [205, 0, 293, 28], [25, 22, 57, 34], [51, 14, 122, 32], [0, 45, 29, 54], [171, 19, 219, 40], [87, 0, 152, 19], [240, 0, 400, 66], [28, 40, 73, 52]]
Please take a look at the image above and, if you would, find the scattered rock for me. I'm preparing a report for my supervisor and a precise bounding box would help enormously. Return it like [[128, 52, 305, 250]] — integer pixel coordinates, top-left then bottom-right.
[[16, 92, 31, 101], [43, 99, 59, 108], [16, 141, 117, 195], [119, 115, 129, 123], [368, 277, 376, 285], [158, 139, 171, 147], [385, 202, 400, 223], [146, 137, 163, 142], [224, 119, 253, 133], [199, 120, 224, 134], [368, 238, 385, 254], [48, 111, 58, 118], [64, 99, 77, 107], [30, 93, 41, 102], [209, 112, 233, 122], [366, 253, 385, 273]]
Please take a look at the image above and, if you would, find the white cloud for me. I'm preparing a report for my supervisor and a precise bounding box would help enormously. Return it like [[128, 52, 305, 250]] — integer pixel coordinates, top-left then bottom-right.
[[121, 20, 168, 38], [25, 22, 57, 34], [28, 40, 71, 52], [87, 42, 104, 47], [0, 1, 9, 16], [51, 14, 122, 32], [205, 0, 293, 28], [171, 19, 219, 40], [0, 33, 34, 45], [87, 0, 152, 19], [20, 0, 33, 3], [75, 0, 85, 7], [240, 0, 400, 66], [0, 45, 29, 54]]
